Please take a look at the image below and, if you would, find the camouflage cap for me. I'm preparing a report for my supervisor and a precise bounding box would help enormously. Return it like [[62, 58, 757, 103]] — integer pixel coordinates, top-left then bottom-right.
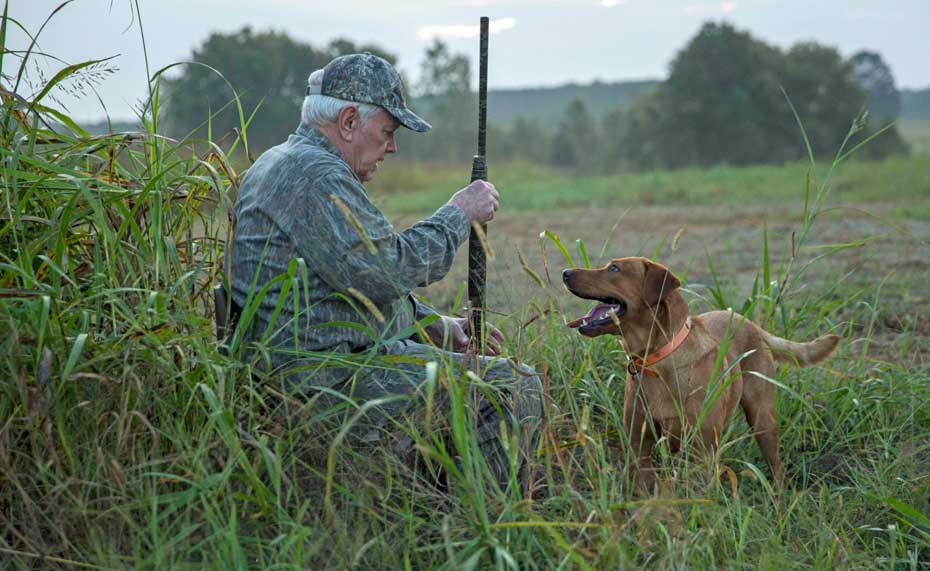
[[307, 53, 431, 133]]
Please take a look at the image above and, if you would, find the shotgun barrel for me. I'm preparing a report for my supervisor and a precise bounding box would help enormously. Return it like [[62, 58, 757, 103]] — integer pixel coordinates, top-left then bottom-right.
[[467, 16, 490, 353]]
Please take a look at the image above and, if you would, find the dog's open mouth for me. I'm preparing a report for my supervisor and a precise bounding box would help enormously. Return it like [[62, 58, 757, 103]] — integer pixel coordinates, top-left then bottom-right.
[[567, 298, 627, 329]]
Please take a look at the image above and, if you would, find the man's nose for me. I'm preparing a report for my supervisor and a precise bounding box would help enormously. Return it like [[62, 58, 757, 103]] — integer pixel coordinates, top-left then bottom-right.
[[386, 135, 397, 154], [562, 269, 574, 283]]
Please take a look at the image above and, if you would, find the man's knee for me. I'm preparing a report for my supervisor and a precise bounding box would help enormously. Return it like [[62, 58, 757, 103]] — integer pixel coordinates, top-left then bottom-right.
[[515, 362, 541, 388], [509, 362, 544, 424], [515, 362, 540, 391]]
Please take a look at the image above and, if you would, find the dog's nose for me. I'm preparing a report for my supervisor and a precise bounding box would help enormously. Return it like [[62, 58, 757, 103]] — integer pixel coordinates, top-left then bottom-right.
[[562, 269, 574, 283]]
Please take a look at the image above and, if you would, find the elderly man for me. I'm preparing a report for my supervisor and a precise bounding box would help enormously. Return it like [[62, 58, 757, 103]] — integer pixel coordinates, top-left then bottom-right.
[[229, 53, 543, 489]]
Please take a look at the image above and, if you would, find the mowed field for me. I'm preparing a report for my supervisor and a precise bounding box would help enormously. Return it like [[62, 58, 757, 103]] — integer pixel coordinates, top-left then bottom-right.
[[375, 156, 930, 354]]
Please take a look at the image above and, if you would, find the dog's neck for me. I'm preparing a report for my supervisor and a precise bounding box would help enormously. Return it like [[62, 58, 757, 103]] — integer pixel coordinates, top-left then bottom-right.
[[622, 293, 690, 358]]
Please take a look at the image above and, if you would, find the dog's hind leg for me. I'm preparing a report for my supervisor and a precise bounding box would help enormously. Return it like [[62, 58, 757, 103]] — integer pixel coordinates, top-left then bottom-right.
[[736, 344, 786, 487], [743, 400, 784, 487]]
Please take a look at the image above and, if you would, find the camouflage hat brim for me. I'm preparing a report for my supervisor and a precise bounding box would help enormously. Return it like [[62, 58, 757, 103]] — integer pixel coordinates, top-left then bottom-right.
[[385, 105, 431, 133]]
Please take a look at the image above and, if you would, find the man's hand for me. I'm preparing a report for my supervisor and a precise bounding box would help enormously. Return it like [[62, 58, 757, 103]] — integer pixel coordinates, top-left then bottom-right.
[[422, 315, 504, 356], [448, 180, 499, 224]]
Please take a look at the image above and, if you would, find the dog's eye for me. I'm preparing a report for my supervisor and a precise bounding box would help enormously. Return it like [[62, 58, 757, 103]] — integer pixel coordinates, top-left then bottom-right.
[[608, 265, 620, 273]]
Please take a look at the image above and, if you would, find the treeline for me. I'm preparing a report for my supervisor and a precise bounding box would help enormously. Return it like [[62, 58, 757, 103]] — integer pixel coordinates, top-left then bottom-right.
[[164, 22, 910, 171], [598, 24, 909, 169], [162, 28, 397, 153]]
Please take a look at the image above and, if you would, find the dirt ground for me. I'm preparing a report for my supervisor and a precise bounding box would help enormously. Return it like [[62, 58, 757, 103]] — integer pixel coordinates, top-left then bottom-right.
[[398, 201, 930, 367]]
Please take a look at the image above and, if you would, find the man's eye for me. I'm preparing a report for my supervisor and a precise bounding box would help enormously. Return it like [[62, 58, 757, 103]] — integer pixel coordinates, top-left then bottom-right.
[[608, 265, 620, 273]]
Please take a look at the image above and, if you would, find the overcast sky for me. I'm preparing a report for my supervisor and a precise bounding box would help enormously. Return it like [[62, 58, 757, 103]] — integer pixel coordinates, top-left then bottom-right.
[[9, 0, 930, 122]]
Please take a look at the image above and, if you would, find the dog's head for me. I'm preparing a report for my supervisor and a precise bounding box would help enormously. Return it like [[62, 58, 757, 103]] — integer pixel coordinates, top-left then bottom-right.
[[562, 256, 681, 337]]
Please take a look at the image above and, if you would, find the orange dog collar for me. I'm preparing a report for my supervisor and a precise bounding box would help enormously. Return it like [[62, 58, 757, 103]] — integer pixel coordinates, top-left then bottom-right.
[[628, 317, 693, 378]]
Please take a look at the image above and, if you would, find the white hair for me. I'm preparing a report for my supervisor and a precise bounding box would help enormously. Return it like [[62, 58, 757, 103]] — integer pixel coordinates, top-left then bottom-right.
[[301, 68, 382, 128]]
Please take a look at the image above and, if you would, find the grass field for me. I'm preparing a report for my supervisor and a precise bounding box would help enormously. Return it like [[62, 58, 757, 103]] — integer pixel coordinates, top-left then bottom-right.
[[899, 118, 930, 156], [3, 127, 929, 568], [3, 12, 930, 568], [373, 156, 930, 328]]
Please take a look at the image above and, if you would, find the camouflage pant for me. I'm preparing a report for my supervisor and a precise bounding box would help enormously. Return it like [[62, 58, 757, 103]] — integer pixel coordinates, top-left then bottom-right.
[[335, 339, 545, 491]]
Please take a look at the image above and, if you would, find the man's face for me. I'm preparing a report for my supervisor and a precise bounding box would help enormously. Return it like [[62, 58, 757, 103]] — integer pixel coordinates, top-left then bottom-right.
[[349, 108, 399, 183]]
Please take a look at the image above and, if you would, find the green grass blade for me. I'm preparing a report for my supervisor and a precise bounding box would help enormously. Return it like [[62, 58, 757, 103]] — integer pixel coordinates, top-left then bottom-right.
[[541, 230, 575, 268], [575, 238, 591, 269]]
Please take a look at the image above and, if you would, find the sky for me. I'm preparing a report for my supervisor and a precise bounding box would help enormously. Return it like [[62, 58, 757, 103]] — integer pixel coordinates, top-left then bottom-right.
[[8, 0, 930, 123]]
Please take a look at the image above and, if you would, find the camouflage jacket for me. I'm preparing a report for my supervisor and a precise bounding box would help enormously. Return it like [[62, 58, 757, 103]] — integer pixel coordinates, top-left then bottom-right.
[[230, 124, 470, 386]]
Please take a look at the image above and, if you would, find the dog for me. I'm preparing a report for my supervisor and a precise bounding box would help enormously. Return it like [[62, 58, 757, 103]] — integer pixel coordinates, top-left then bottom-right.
[[562, 256, 840, 490]]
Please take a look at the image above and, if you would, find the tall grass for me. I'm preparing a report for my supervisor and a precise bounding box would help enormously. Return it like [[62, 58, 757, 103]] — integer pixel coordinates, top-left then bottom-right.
[[2, 4, 929, 569]]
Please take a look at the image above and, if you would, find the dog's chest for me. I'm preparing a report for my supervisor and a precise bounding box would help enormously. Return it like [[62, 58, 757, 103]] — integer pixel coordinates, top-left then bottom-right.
[[631, 364, 698, 419], [630, 347, 731, 421]]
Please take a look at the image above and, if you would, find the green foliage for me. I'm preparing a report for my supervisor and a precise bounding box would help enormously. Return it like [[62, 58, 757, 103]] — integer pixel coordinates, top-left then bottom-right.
[[156, 21, 921, 171], [550, 98, 600, 170], [852, 50, 902, 123], [485, 79, 659, 126], [162, 27, 396, 152], [400, 39, 477, 162], [490, 116, 553, 164], [609, 22, 909, 169], [667, 22, 787, 166], [415, 39, 470, 99]]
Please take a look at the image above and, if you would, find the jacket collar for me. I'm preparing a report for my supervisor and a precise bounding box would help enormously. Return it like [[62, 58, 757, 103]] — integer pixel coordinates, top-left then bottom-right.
[[296, 123, 339, 154], [294, 123, 364, 183]]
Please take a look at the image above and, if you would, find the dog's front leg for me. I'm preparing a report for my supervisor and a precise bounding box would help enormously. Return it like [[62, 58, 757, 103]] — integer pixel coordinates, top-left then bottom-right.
[[624, 378, 657, 494], [632, 436, 657, 493]]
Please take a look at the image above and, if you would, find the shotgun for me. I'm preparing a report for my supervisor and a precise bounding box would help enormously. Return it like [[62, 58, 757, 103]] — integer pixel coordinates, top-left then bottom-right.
[[467, 16, 490, 355]]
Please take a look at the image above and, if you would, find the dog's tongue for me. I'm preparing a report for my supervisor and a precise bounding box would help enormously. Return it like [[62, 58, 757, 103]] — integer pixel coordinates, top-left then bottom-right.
[[567, 303, 616, 328]]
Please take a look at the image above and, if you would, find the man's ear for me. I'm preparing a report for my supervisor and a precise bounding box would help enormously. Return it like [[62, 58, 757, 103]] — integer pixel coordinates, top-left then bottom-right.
[[643, 261, 681, 307], [336, 105, 360, 141]]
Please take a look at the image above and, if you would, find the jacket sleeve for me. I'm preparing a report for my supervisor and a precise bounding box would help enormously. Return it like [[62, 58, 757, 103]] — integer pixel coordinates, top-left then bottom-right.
[[410, 295, 440, 321], [286, 170, 470, 304]]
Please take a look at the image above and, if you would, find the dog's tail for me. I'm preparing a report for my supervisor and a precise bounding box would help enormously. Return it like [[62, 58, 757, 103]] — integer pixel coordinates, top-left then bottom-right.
[[761, 331, 841, 367]]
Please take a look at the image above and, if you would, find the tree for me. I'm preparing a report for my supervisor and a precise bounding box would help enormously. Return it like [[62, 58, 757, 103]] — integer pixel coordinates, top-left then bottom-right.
[[783, 44, 907, 159], [502, 117, 553, 164], [846, 51, 910, 159], [401, 40, 475, 162], [600, 107, 635, 170], [416, 39, 471, 99], [662, 22, 786, 166], [163, 28, 396, 152], [615, 22, 905, 169], [327, 38, 396, 64], [550, 98, 599, 169], [851, 50, 901, 123], [779, 42, 864, 159]]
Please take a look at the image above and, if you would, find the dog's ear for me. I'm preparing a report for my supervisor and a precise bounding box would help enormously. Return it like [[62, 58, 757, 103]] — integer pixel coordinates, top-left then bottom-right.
[[643, 261, 681, 307]]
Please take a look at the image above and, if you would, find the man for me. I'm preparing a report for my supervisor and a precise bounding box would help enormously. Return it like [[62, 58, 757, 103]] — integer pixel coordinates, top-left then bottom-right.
[[230, 53, 543, 489]]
